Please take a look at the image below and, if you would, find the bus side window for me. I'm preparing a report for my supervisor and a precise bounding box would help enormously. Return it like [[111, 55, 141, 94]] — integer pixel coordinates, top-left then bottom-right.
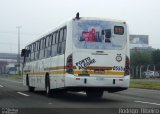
[[57, 29, 63, 54], [51, 32, 58, 57], [35, 41, 40, 60], [57, 43, 62, 54], [43, 38, 46, 58], [45, 36, 49, 58], [52, 33, 56, 44], [63, 27, 67, 41], [33, 43, 36, 60], [39, 38, 45, 59], [30, 44, 32, 60], [47, 34, 52, 57], [39, 39, 42, 59], [62, 27, 67, 54], [56, 31, 60, 55], [45, 36, 49, 47], [31, 43, 35, 61], [57, 27, 67, 55], [59, 28, 63, 43], [26, 46, 31, 62], [48, 35, 52, 47], [38, 40, 41, 59], [29, 45, 31, 61], [55, 31, 59, 44]]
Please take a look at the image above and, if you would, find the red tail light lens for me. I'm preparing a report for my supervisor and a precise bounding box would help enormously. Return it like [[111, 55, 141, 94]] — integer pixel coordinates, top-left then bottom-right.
[[68, 63, 73, 69], [66, 54, 73, 74], [124, 56, 130, 76]]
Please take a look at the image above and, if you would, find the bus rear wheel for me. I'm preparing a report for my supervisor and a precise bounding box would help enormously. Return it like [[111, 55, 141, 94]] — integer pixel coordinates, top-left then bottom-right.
[[28, 86, 35, 92], [45, 75, 52, 97], [86, 90, 104, 98]]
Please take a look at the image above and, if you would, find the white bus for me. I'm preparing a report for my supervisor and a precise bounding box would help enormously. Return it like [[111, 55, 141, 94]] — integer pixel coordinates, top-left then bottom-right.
[[21, 14, 130, 98]]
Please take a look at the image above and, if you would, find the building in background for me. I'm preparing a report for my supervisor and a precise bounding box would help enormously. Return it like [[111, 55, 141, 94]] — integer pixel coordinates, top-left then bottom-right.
[[129, 34, 151, 50], [6, 63, 17, 74], [0, 53, 22, 75], [129, 34, 158, 79]]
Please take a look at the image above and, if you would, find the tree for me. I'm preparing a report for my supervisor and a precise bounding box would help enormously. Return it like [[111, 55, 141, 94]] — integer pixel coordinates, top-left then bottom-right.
[[130, 50, 152, 78], [130, 51, 152, 67], [152, 49, 160, 70]]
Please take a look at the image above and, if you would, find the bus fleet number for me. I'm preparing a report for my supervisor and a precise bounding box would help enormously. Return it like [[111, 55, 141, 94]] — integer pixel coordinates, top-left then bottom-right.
[[113, 66, 124, 71]]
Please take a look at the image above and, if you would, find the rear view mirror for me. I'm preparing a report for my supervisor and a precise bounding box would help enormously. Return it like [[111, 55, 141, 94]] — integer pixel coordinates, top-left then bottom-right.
[[21, 49, 30, 57], [21, 49, 26, 57]]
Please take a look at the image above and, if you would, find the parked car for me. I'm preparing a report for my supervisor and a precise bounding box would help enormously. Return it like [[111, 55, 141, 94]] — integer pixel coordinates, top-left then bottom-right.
[[143, 71, 160, 78]]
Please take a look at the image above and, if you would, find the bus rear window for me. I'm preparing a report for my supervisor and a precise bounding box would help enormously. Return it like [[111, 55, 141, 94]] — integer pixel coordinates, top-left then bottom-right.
[[73, 20, 126, 50], [114, 26, 124, 35]]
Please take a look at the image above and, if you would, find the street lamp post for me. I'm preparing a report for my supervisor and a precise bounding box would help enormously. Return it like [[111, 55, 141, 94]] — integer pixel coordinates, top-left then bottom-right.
[[140, 65, 143, 79], [136, 65, 139, 79], [16, 26, 22, 76]]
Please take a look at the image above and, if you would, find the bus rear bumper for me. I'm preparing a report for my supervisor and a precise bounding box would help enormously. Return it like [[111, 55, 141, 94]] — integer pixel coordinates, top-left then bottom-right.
[[65, 74, 130, 92]]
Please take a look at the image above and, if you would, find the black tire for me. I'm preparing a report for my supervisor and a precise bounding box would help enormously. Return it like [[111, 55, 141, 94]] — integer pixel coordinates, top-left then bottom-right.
[[86, 90, 104, 98], [45, 75, 52, 97], [26, 75, 29, 86], [26, 75, 35, 92], [28, 86, 35, 92]]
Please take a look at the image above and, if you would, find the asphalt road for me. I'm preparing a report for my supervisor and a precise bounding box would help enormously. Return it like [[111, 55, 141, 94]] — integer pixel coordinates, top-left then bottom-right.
[[0, 76, 160, 114]]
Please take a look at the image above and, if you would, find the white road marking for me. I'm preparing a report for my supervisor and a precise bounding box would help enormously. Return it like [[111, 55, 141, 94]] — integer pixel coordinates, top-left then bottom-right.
[[17, 92, 30, 97], [130, 88, 160, 92], [0, 78, 22, 84], [0, 84, 4, 87], [0, 85, 3, 87], [6, 79, 23, 84], [135, 101, 160, 106], [78, 92, 86, 95]]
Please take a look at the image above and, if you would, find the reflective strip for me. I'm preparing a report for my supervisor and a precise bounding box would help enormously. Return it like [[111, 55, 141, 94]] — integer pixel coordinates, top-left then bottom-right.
[[74, 70, 124, 76], [27, 70, 124, 76], [28, 71, 66, 76], [26, 67, 124, 76]]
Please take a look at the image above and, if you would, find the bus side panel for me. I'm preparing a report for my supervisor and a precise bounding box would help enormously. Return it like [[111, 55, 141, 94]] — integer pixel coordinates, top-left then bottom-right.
[[49, 56, 58, 89], [63, 22, 73, 88], [23, 62, 36, 87], [56, 55, 65, 88]]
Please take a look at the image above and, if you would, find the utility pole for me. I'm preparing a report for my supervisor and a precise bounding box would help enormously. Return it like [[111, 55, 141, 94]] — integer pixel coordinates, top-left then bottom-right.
[[136, 65, 139, 79], [140, 65, 143, 79], [16, 26, 22, 76]]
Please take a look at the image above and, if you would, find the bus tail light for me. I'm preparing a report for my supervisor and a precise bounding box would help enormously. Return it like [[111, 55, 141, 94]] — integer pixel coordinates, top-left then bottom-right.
[[76, 78, 80, 80], [66, 54, 73, 74], [124, 56, 130, 76]]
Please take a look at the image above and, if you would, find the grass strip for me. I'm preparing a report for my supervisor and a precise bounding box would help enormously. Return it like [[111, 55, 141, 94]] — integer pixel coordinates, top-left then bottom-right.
[[130, 81, 160, 90], [8, 74, 22, 80]]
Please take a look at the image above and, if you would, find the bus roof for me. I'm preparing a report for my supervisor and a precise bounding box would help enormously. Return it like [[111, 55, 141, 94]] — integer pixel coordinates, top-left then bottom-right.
[[25, 17, 126, 47], [72, 17, 125, 23]]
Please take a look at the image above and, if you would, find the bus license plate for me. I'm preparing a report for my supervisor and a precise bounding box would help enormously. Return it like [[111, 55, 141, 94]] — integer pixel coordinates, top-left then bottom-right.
[[96, 77, 104, 80], [94, 69, 105, 74]]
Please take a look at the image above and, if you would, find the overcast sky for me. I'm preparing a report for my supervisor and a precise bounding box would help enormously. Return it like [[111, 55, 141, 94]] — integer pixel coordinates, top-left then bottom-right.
[[0, 0, 160, 53]]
